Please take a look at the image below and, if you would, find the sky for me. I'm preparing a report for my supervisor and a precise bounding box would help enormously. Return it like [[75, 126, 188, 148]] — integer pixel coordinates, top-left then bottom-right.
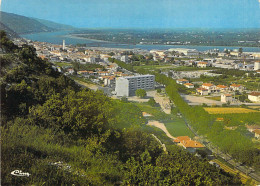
[[1, 0, 260, 28]]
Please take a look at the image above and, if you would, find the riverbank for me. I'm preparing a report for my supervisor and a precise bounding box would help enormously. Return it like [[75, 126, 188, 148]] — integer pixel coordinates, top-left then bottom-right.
[[21, 30, 260, 52]]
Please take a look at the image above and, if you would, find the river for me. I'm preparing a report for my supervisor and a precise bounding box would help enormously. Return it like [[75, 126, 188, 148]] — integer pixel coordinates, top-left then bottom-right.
[[21, 30, 260, 52]]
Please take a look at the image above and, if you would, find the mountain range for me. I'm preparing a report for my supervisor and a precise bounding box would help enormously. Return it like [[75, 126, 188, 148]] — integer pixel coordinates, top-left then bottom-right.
[[0, 11, 75, 38]]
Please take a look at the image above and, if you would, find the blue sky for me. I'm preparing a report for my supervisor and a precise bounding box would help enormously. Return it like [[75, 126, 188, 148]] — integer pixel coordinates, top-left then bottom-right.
[[1, 0, 260, 28]]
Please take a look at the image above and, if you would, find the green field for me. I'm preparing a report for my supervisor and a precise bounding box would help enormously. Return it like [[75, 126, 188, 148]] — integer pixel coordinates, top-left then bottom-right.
[[132, 102, 194, 138], [133, 65, 219, 72], [164, 120, 195, 138], [173, 66, 219, 71], [133, 65, 174, 71], [133, 102, 172, 121], [54, 62, 72, 67]]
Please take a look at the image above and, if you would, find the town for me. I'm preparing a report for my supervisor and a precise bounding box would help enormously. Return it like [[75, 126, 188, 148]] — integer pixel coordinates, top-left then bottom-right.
[[12, 38, 260, 107], [2, 0, 260, 184]]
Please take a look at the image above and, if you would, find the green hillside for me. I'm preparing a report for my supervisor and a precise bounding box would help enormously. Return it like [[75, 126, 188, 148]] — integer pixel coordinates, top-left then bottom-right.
[[0, 11, 55, 34], [33, 18, 74, 30], [0, 22, 20, 38]]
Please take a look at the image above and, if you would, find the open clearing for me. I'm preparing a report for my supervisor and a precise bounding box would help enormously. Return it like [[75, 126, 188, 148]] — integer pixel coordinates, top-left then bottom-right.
[[204, 107, 260, 114], [133, 102, 194, 138], [181, 95, 222, 106], [74, 80, 99, 91], [164, 120, 195, 138], [147, 120, 176, 140]]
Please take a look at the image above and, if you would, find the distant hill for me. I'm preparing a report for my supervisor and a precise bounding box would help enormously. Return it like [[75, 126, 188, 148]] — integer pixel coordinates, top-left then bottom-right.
[[33, 18, 74, 30], [0, 11, 55, 34], [0, 22, 20, 38], [0, 11, 75, 36]]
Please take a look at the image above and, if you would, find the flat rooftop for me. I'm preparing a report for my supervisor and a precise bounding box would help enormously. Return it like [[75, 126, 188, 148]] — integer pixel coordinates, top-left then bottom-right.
[[120, 74, 155, 79]]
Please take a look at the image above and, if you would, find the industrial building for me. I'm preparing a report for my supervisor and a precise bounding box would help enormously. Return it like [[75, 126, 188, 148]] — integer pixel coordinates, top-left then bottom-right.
[[115, 75, 155, 97], [168, 48, 199, 56]]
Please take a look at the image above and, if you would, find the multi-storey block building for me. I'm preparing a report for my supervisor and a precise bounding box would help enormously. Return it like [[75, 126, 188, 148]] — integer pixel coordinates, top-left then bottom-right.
[[115, 75, 155, 97]]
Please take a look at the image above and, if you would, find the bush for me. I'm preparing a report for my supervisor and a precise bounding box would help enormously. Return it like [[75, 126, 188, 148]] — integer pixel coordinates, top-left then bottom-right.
[[135, 89, 146, 98], [121, 96, 128, 103], [148, 98, 156, 107]]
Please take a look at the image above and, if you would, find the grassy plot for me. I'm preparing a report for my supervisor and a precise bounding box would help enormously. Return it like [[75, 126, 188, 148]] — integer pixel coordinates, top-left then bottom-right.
[[114, 102, 146, 129], [133, 102, 172, 121], [164, 119, 195, 138], [132, 102, 194, 138], [54, 62, 72, 67], [133, 65, 174, 71], [173, 66, 219, 71]]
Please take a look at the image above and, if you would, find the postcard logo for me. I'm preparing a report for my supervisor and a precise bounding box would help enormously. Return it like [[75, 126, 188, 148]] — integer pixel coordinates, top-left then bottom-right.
[[11, 170, 30, 177]]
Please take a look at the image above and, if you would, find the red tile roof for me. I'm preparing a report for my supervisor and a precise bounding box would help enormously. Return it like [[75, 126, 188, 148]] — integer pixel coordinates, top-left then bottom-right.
[[184, 83, 194, 86], [174, 136, 191, 143], [198, 62, 208, 64], [177, 79, 188, 82], [230, 84, 242, 87], [174, 136, 204, 148], [181, 140, 204, 148], [253, 129, 260, 135], [217, 85, 228, 88], [202, 83, 214, 87], [224, 94, 232, 97], [197, 88, 208, 91], [249, 92, 260, 96]]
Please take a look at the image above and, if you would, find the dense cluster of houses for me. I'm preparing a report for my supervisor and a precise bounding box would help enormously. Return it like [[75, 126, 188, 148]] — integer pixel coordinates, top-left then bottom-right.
[[177, 78, 260, 103], [76, 63, 132, 88], [12, 39, 260, 100]]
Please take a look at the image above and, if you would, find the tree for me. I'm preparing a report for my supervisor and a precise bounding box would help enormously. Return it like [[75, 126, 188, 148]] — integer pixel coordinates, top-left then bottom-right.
[[239, 48, 243, 53], [108, 52, 115, 56], [121, 96, 128, 102], [168, 71, 173, 77], [156, 88, 162, 93], [135, 89, 146, 98], [148, 98, 156, 107]]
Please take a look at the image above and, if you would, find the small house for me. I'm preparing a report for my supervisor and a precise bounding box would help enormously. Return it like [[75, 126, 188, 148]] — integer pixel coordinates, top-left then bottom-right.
[[221, 94, 233, 103], [184, 83, 194, 89], [196, 88, 208, 95], [248, 92, 260, 102], [197, 62, 209, 68], [176, 79, 189, 85], [230, 84, 244, 92]]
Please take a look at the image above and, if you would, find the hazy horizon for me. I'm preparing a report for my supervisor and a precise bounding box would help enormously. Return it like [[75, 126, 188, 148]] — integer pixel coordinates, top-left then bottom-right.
[[1, 0, 260, 29]]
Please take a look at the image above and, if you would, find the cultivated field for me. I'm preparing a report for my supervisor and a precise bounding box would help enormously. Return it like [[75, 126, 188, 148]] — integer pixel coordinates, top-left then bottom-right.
[[204, 107, 259, 114]]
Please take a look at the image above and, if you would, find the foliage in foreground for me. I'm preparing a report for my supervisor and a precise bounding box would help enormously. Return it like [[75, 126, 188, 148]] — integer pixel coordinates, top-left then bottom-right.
[[1, 31, 241, 185]]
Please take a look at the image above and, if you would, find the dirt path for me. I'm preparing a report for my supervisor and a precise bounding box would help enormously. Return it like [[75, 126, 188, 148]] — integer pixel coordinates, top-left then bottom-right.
[[147, 120, 176, 140], [75, 80, 99, 91], [151, 134, 167, 152], [147, 91, 171, 114]]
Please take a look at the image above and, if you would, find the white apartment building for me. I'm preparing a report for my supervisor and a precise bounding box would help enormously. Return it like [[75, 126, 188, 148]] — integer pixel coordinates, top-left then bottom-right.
[[115, 75, 155, 97]]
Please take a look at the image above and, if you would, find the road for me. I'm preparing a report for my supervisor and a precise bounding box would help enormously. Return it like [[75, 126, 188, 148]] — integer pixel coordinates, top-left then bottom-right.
[[184, 121, 260, 183]]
